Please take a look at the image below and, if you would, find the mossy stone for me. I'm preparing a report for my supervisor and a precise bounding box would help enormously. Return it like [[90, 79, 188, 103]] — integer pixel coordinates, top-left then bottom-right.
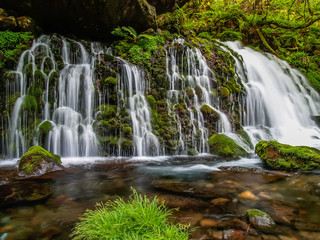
[[18, 146, 63, 177], [246, 209, 275, 229], [255, 140, 320, 171], [209, 134, 247, 157]]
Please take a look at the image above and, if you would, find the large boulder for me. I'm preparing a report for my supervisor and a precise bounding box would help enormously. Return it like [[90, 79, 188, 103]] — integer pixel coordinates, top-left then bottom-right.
[[0, 0, 181, 39], [18, 146, 63, 177], [209, 134, 248, 157], [255, 140, 320, 171]]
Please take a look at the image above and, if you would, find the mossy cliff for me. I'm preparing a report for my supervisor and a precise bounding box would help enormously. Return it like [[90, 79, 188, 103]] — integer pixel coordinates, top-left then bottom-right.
[[255, 140, 320, 171]]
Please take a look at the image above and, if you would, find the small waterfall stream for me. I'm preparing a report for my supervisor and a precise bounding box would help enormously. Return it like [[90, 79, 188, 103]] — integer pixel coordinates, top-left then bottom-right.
[[118, 62, 160, 156], [165, 39, 234, 155], [226, 41, 320, 148]]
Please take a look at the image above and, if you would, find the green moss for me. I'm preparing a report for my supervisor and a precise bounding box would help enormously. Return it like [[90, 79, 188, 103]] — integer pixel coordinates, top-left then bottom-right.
[[103, 77, 118, 87], [38, 121, 52, 134], [19, 146, 61, 175], [255, 140, 320, 171], [219, 87, 230, 98], [209, 133, 247, 157], [21, 95, 37, 112], [194, 84, 202, 100], [247, 209, 267, 218]]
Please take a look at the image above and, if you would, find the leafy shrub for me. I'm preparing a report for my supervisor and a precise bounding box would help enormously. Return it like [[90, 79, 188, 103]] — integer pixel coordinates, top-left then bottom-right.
[[71, 188, 190, 240]]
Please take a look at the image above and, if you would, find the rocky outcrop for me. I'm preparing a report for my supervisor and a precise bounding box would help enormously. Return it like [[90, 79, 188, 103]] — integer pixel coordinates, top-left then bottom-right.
[[255, 140, 320, 171], [0, 0, 182, 39], [18, 146, 63, 177]]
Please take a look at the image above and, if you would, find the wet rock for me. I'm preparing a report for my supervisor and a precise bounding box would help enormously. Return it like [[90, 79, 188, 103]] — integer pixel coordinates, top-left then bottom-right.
[[174, 210, 203, 227], [223, 229, 245, 240], [255, 140, 320, 171], [40, 226, 61, 238], [256, 199, 302, 226], [239, 191, 257, 199], [0, 181, 52, 207], [200, 218, 220, 228], [211, 198, 231, 206], [299, 231, 320, 240], [218, 167, 289, 183], [18, 146, 63, 177], [152, 178, 238, 198], [0, 225, 15, 233], [246, 209, 275, 229], [157, 194, 209, 209], [261, 235, 279, 240]]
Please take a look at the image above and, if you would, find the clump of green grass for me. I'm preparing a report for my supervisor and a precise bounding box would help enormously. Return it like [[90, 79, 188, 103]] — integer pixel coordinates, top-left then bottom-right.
[[70, 188, 190, 240]]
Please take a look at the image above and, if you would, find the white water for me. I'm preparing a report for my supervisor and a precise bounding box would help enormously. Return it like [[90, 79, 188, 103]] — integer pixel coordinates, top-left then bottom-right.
[[118, 62, 160, 156], [165, 39, 234, 154], [226, 41, 320, 148], [6, 36, 100, 157]]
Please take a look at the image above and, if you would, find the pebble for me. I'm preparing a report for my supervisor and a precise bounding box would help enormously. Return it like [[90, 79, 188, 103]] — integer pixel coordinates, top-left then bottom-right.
[[239, 191, 256, 199]]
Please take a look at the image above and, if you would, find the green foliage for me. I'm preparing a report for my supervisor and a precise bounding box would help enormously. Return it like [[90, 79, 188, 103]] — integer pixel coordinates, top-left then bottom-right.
[[112, 26, 138, 40], [158, 0, 320, 90], [219, 87, 230, 98], [255, 140, 320, 171], [0, 31, 34, 70], [209, 133, 247, 157], [112, 27, 164, 69], [71, 188, 190, 240]]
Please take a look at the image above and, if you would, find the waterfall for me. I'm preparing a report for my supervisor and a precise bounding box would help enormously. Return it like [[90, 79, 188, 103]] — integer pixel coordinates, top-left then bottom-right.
[[118, 61, 160, 156], [226, 41, 320, 148], [165, 39, 233, 154], [5, 35, 99, 158]]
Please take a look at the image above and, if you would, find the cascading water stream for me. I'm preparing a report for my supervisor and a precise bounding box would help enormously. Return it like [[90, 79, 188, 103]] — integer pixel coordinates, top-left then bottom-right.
[[165, 39, 233, 154], [118, 61, 160, 156], [226, 41, 320, 148], [6, 35, 100, 158]]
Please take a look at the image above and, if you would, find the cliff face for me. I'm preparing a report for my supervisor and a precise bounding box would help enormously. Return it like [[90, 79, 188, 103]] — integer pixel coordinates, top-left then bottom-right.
[[1, 0, 180, 40]]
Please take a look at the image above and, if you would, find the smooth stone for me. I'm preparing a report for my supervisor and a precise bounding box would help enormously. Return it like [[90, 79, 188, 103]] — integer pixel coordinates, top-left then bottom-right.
[[246, 209, 275, 229], [200, 218, 220, 228], [211, 198, 231, 206], [40, 226, 62, 238], [239, 191, 256, 199]]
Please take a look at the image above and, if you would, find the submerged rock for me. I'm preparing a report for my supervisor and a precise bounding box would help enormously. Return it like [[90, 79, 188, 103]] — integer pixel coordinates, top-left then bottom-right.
[[246, 209, 275, 229], [255, 140, 320, 171], [209, 134, 248, 157], [18, 146, 63, 177], [0, 181, 52, 207]]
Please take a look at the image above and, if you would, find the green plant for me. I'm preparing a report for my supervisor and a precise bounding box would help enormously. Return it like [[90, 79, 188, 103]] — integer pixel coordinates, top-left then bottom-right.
[[71, 188, 190, 240]]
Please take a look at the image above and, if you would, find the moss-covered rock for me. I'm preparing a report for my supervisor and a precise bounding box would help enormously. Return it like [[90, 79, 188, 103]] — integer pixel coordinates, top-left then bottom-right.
[[18, 146, 63, 177], [246, 209, 275, 229], [209, 133, 247, 157], [255, 140, 320, 171]]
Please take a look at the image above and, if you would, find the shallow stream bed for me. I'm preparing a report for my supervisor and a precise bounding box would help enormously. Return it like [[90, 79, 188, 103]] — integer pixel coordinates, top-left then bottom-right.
[[0, 155, 319, 240]]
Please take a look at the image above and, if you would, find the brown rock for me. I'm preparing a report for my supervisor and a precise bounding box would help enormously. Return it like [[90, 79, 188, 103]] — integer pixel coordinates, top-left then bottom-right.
[[16, 16, 34, 31], [41, 226, 62, 238], [174, 211, 202, 227], [200, 218, 220, 228], [239, 191, 256, 199], [211, 198, 231, 206], [0, 181, 52, 207], [157, 194, 208, 208], [0, 225, 15, 233], [0, 16, 17, 30]]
